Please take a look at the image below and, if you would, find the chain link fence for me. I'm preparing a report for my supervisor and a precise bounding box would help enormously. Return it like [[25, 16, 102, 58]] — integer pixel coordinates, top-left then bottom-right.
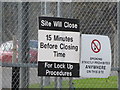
[[0, 1, 119, 89]]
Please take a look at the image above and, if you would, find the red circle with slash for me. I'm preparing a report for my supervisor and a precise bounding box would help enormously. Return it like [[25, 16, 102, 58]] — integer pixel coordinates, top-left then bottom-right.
[[91, 39, 101, 53]]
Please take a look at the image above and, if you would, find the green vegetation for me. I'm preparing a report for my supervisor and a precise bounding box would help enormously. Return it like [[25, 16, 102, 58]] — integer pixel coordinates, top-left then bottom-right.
[[29, 76, 117, 88], [73, 76, 117, 88]]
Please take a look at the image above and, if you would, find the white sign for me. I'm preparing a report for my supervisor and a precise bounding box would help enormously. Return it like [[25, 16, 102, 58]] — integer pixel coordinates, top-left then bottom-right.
[[38, 30, 79, 63], [38, 17, 80, 77], [80, 34, 111, 78]]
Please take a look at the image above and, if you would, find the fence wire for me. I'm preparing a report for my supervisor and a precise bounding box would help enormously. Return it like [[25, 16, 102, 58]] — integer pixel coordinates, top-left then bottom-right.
[[0, 2, 118, 89]]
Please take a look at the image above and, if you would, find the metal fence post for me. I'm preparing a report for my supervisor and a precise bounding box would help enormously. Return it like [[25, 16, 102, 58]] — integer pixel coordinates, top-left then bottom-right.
[[18, 2, 22, 88], [68, 2, 74, 89], [57, 1, 60, 17], [117, 1, 120, 90], [0, 2, 2, 90], [40, 77, 43, 89], [54, 1, 62, 89], [11, 35, 20, 89], [69, 77, 74, 89], [41, 1, 51, 88], [19, 2, 30, 88], [0, 2, 2, 45], [10, 3, 20, 89]]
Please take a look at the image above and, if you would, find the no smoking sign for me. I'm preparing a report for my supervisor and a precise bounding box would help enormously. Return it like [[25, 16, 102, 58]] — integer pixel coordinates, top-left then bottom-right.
[[91, 39, 101, 53], [80, 34, 111, 78]]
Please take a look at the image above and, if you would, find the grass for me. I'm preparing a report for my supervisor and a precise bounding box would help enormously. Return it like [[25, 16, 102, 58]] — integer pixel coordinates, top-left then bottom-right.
[[29, 76, 117, 88], [73, 76, 117, 88]]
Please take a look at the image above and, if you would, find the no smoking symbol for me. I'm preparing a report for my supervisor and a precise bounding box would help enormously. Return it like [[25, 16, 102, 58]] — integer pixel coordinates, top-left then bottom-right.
[[91, 39, 101, 53]]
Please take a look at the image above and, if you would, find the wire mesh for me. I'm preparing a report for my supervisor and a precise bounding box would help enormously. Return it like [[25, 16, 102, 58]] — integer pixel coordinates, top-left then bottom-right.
[[0, 2, 118, 89]]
